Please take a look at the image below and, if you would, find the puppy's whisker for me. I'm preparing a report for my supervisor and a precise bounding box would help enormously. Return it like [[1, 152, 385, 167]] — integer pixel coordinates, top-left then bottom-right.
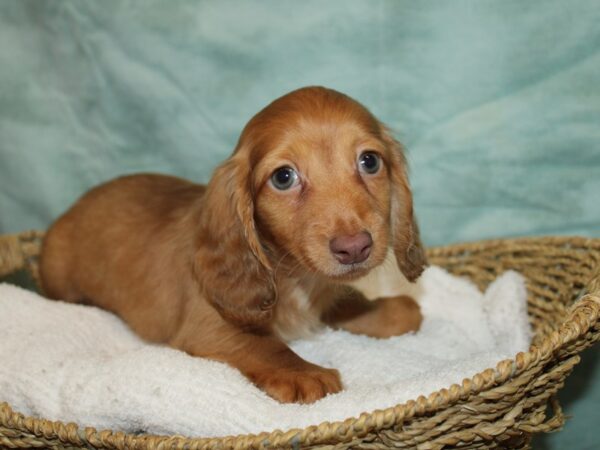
[[272, 250, 293, 277], [285, 258, 305, 277]]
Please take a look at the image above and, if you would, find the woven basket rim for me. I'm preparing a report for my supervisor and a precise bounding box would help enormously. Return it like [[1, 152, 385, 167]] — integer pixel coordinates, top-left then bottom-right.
[[1, 232, 599, 450]]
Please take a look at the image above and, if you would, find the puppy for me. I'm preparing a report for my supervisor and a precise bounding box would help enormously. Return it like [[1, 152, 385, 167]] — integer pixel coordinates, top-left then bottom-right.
[[40, 86, 427, 404]]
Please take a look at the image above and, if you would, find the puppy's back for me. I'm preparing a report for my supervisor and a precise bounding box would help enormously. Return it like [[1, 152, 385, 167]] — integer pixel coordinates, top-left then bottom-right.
[[40, 174, 205, 341]]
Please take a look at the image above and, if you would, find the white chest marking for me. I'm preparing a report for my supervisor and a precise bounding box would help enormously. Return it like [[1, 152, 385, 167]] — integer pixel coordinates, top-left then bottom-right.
[[273, 284, 323, 342]]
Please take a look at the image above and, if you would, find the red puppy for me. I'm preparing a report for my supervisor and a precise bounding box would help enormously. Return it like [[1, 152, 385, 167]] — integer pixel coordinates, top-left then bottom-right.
[[40, 86, 427, 403]]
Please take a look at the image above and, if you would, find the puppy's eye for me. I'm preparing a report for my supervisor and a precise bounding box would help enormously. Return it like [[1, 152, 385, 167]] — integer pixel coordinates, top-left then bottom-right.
[[270, 166, 299, 191], [358, 151, 381, 174]]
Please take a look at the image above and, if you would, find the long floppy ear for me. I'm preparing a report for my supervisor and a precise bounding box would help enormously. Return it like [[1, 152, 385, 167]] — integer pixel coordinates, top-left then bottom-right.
[[194, 155, 276, 329], [381, 126, 428, 282]]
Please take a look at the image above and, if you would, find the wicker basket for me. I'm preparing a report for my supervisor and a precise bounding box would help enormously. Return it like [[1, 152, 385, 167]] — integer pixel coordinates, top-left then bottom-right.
[[1, 231, 599, 450]]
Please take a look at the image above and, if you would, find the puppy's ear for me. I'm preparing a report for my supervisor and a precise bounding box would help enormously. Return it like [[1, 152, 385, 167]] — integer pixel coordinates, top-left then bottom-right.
[[381, 126, 428, 282], [194, 155, 276, 329]]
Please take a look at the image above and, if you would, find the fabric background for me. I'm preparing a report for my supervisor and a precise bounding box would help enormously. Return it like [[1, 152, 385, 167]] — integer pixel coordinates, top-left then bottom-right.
[[0, 1, 598, 448]]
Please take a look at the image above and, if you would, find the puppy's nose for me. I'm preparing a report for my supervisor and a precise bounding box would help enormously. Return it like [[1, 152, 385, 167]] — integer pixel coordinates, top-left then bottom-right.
[[329, 232, 373, 265]]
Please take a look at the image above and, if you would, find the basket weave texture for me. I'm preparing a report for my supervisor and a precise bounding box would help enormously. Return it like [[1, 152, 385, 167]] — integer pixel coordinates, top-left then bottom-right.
[[1, 231, 599, 450]]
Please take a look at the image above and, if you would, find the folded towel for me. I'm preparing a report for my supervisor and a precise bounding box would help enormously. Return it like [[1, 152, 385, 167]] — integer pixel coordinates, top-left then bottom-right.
[[0, 266, 530, 437]]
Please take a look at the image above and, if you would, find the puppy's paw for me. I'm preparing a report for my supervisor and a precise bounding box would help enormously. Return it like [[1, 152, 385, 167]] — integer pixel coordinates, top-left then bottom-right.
[[251, 365, 342, 403], [375, 295, 422, 337]]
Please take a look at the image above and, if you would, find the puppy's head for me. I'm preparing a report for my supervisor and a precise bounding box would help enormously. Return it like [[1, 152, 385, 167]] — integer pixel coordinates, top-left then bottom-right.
[[196, 87, 426, 327]]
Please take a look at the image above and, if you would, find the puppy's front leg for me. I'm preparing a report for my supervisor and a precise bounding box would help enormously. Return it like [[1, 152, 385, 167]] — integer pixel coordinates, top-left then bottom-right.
[[322, 288, 422, 338], [230, 334, 342, 403], [171, 315, 341, 403]]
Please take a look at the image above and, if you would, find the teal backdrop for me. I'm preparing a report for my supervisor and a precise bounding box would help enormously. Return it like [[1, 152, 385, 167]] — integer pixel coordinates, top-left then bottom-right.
[[0, 1, 598, 448]]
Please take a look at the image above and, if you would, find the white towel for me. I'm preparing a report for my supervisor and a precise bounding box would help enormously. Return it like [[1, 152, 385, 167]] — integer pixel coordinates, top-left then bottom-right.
[[0, 266, 531, 437]]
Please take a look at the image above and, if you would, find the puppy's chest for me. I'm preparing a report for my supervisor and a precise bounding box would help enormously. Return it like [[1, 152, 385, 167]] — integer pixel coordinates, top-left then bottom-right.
[[272, 283, 326, 342]]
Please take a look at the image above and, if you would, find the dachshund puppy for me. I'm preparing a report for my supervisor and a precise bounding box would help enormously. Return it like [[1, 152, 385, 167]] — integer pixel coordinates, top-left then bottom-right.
[[40, 86, 427, 403]]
